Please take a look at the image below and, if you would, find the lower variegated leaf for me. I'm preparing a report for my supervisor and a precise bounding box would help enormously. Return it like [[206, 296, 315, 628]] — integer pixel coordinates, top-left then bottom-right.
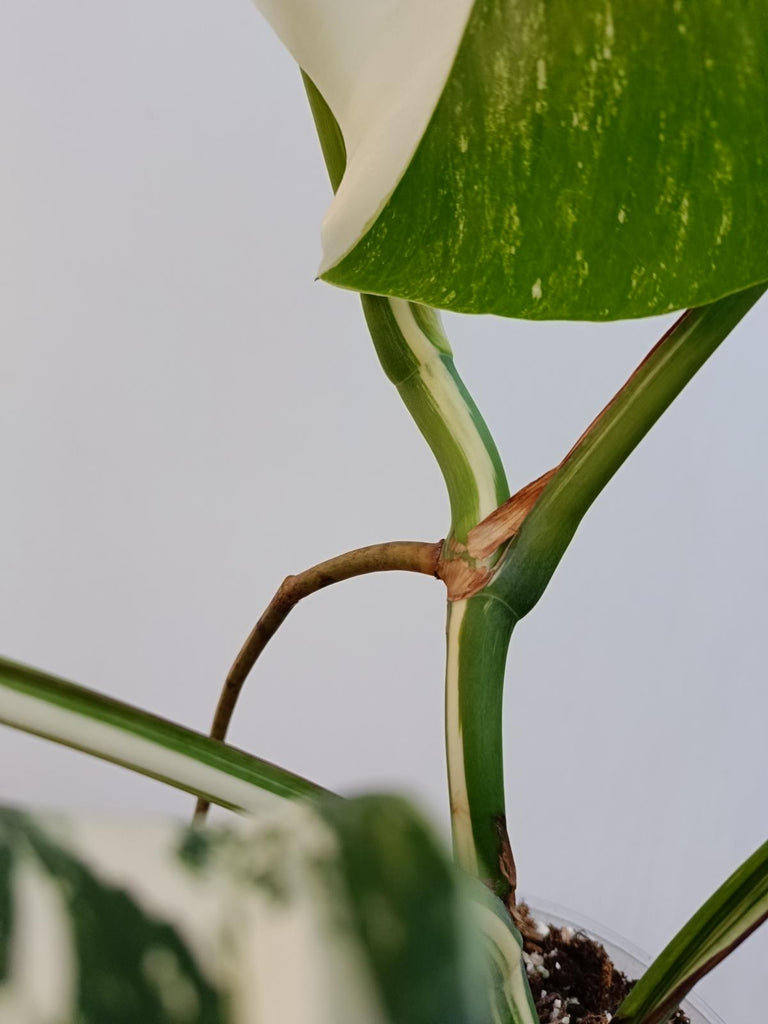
[[0, 809, 223, 1023], [615, 839, 768, 1024], [0, 655, 327, 814], [0, 796, 498, 1024]]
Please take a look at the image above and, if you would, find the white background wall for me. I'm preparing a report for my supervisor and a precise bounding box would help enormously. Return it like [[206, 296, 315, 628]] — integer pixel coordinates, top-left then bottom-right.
[[1, 3, 765, 1021]]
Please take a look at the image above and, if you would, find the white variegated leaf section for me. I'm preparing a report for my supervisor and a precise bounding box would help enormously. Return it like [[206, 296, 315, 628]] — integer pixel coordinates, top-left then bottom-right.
[[0, 861, 76, 1024], [0, 806, 390, 1024], [253, 0, 473, 270], [0, 686, 285, 814]]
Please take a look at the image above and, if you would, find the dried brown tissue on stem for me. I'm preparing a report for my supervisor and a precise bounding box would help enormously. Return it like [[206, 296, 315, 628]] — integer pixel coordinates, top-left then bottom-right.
[[494, 813, 549, 939], [435, 470, 559, 600], [193, 539, 443, 821]]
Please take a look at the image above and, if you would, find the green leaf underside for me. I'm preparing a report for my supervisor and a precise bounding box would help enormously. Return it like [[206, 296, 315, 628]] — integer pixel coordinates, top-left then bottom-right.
[[0, 656, 326, 810], [303, 72, 346, 193], [323, 0, 768, 320], [615, 840, 768, 1024]]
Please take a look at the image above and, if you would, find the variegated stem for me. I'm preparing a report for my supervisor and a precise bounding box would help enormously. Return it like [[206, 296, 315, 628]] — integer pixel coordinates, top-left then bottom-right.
[[469, 878, 541, 1024], [0, 656, 328, 813], [304, 75, 516, 897], [446, 596, 518, 902], [360, 295, 509, 543], [362, 295, 515, 897]]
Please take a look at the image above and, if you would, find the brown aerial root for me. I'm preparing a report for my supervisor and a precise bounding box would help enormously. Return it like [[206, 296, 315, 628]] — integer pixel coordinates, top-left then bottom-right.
[[194, 540, 442, 821]]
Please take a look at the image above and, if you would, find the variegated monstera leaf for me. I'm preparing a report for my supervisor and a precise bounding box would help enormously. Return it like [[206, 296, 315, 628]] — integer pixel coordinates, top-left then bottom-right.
[[0, 796, 536, 1024], [255, 0, 768, 320]]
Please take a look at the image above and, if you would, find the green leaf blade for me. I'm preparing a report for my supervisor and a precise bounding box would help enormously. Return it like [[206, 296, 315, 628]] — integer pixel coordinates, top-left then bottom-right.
[[317, 0, 768, 320]]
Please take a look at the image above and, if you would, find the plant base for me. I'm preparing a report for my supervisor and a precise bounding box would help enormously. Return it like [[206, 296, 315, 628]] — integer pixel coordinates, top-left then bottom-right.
[[520, 904, 691, 1024]]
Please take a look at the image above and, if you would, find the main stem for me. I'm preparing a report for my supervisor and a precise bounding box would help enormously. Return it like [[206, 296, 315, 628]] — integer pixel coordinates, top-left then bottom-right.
[[362, 293, 515, 899], [302, 71, 765, 910], [304, 75, 517, 901]]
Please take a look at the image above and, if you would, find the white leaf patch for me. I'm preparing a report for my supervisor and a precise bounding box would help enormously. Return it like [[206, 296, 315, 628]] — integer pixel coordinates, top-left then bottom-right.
[[253, 0, 474, 271]]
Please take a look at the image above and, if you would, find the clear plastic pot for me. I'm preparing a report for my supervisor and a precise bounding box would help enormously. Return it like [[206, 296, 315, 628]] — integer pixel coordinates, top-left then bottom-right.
[[524, 896, 725, 1024]]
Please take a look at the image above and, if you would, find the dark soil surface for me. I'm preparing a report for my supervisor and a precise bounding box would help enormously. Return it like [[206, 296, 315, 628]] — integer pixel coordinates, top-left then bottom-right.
[[518, 903, 690, 1024]]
